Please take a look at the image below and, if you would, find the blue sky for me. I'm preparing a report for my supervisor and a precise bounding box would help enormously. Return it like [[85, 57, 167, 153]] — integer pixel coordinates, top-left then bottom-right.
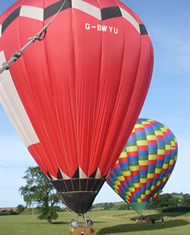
[[0, 0, 190, 207]]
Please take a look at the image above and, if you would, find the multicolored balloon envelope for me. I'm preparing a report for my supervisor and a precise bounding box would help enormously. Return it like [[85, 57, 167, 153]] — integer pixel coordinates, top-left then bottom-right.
[[0, 1, 153, 213], [107, 118, 178, 214]]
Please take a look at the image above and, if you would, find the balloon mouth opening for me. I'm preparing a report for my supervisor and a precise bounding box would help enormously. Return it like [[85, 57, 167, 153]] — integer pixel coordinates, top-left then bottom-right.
[[129, 201, 153, 215], [51, 178, 105, 213], [60, 191, 98, 214]]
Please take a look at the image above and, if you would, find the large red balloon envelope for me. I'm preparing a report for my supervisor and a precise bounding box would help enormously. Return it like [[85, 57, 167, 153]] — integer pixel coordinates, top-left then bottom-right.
[[0, 0, 153, 213]]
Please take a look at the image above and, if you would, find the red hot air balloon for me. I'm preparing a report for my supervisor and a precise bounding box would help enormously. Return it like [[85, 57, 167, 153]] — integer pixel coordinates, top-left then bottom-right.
[[0, 0, 153, 214]]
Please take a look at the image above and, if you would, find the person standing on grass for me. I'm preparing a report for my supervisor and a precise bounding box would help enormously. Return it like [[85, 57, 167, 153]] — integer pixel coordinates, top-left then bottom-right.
[[161, 217, 165, 226], [151, 218, 155, 226]]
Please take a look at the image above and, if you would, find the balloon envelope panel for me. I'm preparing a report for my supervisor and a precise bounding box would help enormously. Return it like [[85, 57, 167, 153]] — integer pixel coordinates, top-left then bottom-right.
[[107, 118, 178, 214], [0, 1, 153, 213]]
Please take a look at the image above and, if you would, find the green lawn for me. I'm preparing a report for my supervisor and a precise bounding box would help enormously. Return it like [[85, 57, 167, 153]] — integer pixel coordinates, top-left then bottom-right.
[[0, 209, 190, 234]]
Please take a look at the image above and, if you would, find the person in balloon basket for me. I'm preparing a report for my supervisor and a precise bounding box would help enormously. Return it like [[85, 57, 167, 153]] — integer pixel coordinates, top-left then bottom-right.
[[70, 219, 78, 228], [86, 217, 95, 233]]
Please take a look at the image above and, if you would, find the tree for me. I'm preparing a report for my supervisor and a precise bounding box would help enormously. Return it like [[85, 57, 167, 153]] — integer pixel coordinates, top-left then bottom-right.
[[152, 193, 179, 208], [19, 166, 61, 223], [181, 194, 190, 207], [103, 202, 114, 210], [16, 204, 25, 214], [118, 203, 130, 210]]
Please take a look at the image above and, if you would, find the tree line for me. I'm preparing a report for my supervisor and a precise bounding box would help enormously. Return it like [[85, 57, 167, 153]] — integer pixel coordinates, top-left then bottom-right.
[[1, 166, 189, 223], [92, 192, 190, 211]]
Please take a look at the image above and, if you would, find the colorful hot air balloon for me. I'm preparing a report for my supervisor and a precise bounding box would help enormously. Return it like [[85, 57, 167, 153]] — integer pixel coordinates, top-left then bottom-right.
[[107, 118, 178, 215], [0, 1, 153, 213]]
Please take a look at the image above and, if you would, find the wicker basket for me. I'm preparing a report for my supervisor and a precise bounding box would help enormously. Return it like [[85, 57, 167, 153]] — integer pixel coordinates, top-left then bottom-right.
[[70, 226, 92, 235]]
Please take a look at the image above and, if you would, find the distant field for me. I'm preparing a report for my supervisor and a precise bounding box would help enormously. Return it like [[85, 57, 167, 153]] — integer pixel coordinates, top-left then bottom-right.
[[0, 209, 190, 234]]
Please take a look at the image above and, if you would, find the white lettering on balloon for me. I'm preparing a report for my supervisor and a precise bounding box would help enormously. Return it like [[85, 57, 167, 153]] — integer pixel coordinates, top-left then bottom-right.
[[85, 23, 118, 34]]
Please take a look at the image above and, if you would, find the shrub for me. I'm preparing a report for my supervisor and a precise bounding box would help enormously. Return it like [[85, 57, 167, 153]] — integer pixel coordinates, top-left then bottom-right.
[[16, 204, 25, 214], [0, 210, 17, 216], [162, 207, 190, 213]]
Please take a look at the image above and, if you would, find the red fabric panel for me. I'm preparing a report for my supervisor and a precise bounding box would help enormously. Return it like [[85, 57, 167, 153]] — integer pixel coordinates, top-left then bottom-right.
[[138, 145, 148, 151], [135, 128, 145, 132], [154, 173, 160, 178], [120, 180, 126, 185], [165, 150, 171, 155], [157, 154, 165, 160], [127, 151, 138, 157], [119, 157, 128, 163], [131, 170, 139, 175], [124, 175, 132, 181], [148, 140, 157, 145], [135, 187, 140, 192], [139, 165, 148, 170], [140, 183, 146, 187], [148, 160, 157, 165], [147, 178, 153, 183], [1, 0, 153, 179]]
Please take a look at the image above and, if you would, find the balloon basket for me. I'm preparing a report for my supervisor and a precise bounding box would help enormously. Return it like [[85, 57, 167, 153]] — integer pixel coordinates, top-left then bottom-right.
[[136, 218, 149, 223], [70, 226, 92, 235]]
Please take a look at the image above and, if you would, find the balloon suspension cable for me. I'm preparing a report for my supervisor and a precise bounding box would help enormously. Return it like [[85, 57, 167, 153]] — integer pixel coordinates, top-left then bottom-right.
[[76, 213, 86, 226], [0, 0, 67, 75], [82, 213, 86, 225]]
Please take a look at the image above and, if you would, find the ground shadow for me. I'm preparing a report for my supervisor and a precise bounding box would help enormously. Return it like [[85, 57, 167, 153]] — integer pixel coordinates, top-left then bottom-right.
[[97, 219, 190, 234], [52, 221, 69, 225], [129, 211, 190, 221]]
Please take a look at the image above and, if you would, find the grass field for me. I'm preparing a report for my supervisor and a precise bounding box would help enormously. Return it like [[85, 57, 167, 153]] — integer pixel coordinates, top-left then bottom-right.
[[0, 209, 190, 235]]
